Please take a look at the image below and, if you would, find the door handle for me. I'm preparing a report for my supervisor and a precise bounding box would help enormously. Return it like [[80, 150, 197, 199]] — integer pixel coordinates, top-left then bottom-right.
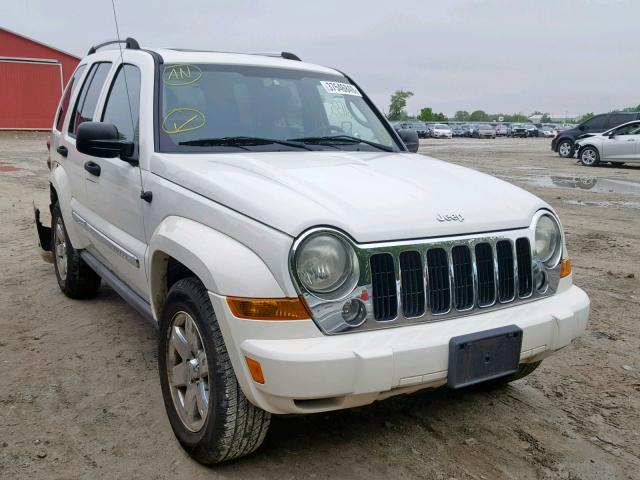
[[56, 145, 68, 157], [84, 161, 101, 176]]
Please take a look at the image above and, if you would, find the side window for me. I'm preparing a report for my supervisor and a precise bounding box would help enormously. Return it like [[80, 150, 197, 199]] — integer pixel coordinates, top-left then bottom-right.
[[101, 64, 141, 142], [55, 65, 86, 131], [582, 115, 605, 131], [68, 62, 112, 136], [614, 122, 640, 136], [607, 114, 631, 129]]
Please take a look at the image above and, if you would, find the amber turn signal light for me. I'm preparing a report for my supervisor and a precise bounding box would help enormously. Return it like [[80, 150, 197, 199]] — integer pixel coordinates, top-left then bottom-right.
[[227, 297, 310, 320], [245, 357, 265, 384], [560, 259, 572, 278]]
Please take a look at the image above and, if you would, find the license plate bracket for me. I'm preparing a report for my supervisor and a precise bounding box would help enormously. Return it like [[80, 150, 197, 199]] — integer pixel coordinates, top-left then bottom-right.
[[447, 325, 523, 389]]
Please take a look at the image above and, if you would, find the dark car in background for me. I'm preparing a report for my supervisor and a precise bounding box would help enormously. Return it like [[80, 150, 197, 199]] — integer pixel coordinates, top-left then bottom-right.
[[551, 111, 640, 158], [511, 124, 528, 137], [525, 124, 539, 137], [451, 124, 465, 137]]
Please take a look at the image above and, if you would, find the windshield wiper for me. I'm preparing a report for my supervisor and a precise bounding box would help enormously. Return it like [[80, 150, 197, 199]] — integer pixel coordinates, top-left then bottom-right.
[[288, 135, 393, 152], [179, 136, 312, 151]]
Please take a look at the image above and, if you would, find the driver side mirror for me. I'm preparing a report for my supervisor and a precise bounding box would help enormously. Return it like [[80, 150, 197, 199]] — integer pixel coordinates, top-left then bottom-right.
[[397, 129, 419, 153], [76, 122, 136, 162]]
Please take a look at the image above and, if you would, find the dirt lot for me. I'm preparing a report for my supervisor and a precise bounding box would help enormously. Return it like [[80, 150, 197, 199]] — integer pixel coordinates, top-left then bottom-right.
[[1, 133, 639, 479]]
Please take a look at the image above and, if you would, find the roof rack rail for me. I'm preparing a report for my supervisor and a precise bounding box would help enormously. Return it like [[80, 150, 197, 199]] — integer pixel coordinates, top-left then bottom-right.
[[252, 51, 302, 61], [87, 37, 140, 55]]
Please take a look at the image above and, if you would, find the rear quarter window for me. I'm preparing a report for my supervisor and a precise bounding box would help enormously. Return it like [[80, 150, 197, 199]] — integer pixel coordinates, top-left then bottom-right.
[[55, 65, 86, 132]]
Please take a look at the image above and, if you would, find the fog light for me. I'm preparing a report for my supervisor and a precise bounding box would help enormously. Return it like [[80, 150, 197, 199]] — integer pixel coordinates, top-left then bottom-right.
[[341, 299, 366, 326]]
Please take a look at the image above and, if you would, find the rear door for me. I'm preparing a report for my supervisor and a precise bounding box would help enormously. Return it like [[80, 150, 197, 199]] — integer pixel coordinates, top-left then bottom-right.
[[82, 62, 148, 297]]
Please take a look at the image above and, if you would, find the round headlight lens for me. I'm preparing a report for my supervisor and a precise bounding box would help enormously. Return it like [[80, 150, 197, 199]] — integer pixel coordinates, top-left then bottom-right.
[[535, 214, 562, 266], [295, 234, 358, 296]]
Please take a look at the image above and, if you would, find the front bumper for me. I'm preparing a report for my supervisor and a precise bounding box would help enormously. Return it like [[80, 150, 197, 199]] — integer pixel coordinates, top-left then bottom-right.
[[212, 283, 589, 414]]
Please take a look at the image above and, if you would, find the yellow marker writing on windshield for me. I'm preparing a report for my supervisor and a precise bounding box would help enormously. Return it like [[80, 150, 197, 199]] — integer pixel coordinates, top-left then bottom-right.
[[163, 64, 203, 86], [162, 108, 206, 134]]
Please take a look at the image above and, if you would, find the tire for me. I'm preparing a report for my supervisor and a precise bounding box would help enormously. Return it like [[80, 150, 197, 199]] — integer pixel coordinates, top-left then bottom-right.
[[579, 146, 600, 167], [51, 203, 101, 298], [557, 139, 574, 158], [158, 277, 270, 464], [473, 361, 542, 390]]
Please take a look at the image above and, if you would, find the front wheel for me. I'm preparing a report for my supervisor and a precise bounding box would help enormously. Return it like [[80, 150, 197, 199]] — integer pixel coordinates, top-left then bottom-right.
[[557, 139, 574, 158], [158, 277, 270, 464], [579, 146, 600, 167]]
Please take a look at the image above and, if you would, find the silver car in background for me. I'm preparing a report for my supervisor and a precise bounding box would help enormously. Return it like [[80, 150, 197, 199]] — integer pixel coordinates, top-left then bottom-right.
[[475, 124, 496, 139], [432, 123, 453, 138], [575, 120, 640, 166]]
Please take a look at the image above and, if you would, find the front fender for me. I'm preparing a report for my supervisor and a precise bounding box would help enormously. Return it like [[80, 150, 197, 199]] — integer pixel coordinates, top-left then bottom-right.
[[148, 216, 286, 318]]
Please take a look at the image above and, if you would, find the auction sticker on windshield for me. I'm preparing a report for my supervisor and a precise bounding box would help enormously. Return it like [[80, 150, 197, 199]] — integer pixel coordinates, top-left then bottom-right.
[[321, 81, 362, 97]]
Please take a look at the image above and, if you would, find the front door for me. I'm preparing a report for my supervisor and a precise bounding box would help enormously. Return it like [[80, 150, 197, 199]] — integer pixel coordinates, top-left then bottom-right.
[[82, 63, 148, 298], [601, 122, 640, 162]]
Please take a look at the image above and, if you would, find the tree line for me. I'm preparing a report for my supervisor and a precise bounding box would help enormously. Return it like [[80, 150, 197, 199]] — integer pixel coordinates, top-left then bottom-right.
[[386, 90, 640, 124]]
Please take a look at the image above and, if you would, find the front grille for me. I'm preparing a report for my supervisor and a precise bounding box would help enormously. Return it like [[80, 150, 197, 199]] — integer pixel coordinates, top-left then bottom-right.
[[370, 253, 397, 320], [369, 236, 534, 322]]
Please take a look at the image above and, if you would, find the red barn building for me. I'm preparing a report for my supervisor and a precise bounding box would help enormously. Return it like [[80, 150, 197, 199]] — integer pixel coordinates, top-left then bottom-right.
[[0, 27, 79, 129]]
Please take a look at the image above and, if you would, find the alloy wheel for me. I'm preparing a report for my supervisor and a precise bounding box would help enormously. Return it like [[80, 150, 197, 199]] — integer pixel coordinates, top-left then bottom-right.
[[54, 217, 67, 281], [166, 311, 210, 432], [581, 148, 598, 166], [559, 142, 572, 157]]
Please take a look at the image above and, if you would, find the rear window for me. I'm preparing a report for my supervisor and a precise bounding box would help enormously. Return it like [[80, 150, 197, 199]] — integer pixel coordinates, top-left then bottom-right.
[[55, 65, 86, 131]]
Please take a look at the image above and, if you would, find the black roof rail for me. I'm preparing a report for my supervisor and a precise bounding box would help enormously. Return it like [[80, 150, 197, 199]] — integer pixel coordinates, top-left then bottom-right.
[[251, 51, 301, 61], [87, 37, 140, 55]]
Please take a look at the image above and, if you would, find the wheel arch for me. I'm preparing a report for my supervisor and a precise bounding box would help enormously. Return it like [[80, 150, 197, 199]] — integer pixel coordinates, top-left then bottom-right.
[[148, 216, 286, 320]]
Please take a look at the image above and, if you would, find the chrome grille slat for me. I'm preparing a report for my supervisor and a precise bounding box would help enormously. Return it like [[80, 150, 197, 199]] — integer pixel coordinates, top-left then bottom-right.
[[496, 240, 515, 302], [516, 238, 533, 297], [370, 253, 397, 320], [399, 251, 425, 318], [475, 242, 496, 307], [426, 248, 451, 314], [452, 245, 474, 310]]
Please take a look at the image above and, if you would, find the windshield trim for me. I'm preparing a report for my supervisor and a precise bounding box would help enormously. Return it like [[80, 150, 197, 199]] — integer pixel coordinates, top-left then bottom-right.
[[154, 63, 405, 154]]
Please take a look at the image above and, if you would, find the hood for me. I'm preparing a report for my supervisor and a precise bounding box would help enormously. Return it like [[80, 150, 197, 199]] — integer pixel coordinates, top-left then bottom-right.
[[151, 151, 547, 243]]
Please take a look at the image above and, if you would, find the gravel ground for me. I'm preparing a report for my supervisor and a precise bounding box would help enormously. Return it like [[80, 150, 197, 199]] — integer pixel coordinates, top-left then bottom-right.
[[1, 132, 639, 479]]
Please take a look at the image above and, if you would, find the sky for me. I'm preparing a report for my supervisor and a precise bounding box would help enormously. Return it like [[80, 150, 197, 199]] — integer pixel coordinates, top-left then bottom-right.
[[2, 0, 638, 118]]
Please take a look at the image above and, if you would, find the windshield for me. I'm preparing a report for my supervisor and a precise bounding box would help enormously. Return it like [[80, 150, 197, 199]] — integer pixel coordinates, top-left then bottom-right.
[[434, 124, 448, 129], [158, 64, 399, 153]]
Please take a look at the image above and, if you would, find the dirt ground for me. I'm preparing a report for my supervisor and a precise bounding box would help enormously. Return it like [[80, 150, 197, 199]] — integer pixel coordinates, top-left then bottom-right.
[[1, 132, 639, 480]]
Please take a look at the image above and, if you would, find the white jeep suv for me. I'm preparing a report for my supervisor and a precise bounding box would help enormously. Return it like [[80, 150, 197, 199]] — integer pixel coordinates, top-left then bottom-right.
[[35, 38, 590, 464]]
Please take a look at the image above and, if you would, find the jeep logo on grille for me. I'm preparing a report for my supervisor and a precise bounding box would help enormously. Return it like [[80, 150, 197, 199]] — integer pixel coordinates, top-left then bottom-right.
[[436, 213, 464, 222]]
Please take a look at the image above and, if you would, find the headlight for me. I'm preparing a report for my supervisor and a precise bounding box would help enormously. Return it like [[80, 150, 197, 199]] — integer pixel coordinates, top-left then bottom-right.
[[534, 214, 562, 267], [295, 233, 359, 298]]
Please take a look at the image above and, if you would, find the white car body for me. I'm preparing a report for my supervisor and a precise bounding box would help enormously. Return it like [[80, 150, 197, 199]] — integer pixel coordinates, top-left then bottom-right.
[[432, 124, 453, 138], [575, 120, 640, 164], [40, 46, 589, 420]]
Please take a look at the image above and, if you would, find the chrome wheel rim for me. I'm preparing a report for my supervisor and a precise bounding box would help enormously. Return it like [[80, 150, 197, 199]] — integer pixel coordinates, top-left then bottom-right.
[[166, 311, 210, 432], [559, 142, 571, 156], [54, 217, 67, 281], [581, 149, 597, 165]]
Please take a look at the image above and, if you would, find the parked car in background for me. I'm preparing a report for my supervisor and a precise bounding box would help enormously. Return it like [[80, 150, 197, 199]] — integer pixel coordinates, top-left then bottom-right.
[[432, 123, 453, 138], [574, 120, 640, 167], [511, 124, 528, 137], [551, 112, 640, 158], [463, 124, 477, 137], [474, 124, 496, 139], [391, 121, 428, 139], [539, 126, 555, 138], [495, 124, 508, 136], [451, 124, 465, 137], [525, 124, 539, 137]]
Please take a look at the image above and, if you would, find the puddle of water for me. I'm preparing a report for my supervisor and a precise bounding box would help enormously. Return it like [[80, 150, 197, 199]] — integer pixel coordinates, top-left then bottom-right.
[[564, 199, 640, 210], [506, 174, 640, 196]]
